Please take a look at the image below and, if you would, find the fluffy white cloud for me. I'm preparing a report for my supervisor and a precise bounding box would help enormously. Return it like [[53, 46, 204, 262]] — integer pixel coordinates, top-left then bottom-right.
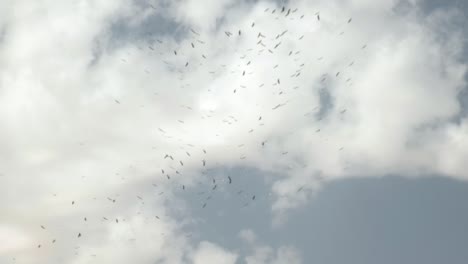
[[191, 241, 238, 264], [241, 229, 302, 264], [0, 0, 467, 262]]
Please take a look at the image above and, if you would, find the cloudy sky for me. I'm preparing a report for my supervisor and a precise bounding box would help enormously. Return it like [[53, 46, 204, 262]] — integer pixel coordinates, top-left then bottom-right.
[[1, 0, 468, 263]]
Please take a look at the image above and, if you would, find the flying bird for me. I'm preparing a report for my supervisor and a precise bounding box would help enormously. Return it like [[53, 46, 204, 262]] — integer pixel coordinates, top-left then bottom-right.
[[190, 28, 200, 36]]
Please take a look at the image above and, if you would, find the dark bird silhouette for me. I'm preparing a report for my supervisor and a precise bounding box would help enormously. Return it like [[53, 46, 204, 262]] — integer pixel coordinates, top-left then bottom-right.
[[228, 176, 232, 184], [190, 28, 200, 36]]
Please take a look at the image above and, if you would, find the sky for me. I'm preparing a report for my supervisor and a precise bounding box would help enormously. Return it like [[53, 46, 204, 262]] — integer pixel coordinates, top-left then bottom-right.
[[1, 0, 468, 263]]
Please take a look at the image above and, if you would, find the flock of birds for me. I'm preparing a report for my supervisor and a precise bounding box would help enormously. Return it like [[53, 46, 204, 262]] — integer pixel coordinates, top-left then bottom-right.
[[29, 3, 369, 260]]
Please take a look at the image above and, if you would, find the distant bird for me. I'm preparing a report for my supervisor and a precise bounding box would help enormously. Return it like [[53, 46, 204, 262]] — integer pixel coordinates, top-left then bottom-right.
[[228, 176, 232, 184], [252, 195, 256, 200], [190, 28, 200, 36], [78, 233, 81, 238], [348, 18, 352, 23]]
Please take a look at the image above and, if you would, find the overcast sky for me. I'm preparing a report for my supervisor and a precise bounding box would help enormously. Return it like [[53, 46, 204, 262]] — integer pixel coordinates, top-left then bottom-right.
[[1, 0, 468, 263]]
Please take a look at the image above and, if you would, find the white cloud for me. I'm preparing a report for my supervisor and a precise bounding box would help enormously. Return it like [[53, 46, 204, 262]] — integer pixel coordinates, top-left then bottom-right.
[[191, 241, 238, 264], [0, 0, 467, 262], [242, 230, 302, 264], [0, 225, 33, 254]]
